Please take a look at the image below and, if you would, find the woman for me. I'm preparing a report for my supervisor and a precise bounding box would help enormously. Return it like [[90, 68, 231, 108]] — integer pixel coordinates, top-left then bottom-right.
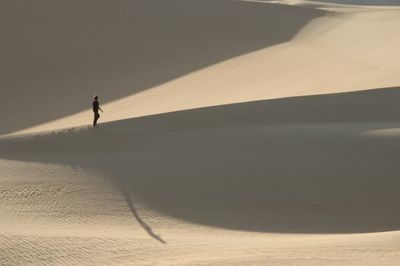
[[92, 95, 103, 127]]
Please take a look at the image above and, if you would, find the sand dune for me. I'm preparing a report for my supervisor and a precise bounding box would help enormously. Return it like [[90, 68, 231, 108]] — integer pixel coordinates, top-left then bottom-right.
[[2, 87, 400, 234], [1, 0, 400, 265], [2, 87, 400, 264], [0, 0, 323, 135], [12, 0, 400, 135], [310, 0, 400, 6]]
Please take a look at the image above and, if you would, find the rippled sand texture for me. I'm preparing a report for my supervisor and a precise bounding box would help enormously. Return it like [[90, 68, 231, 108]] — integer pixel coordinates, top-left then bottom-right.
[[1, 0, 400, 265]]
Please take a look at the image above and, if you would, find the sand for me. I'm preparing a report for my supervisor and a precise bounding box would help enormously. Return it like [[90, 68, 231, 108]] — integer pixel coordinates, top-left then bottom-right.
[[1, 0, 400, 265]]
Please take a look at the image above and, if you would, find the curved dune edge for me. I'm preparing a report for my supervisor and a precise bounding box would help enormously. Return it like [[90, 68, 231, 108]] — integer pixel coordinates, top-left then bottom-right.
[[2, 1, 400, 265], [0, 0, 325, 136], [2, 86, 400, 234], [1, 88, 400, 264], [9, 1, 400, 136], [250, 0, 400, 9]]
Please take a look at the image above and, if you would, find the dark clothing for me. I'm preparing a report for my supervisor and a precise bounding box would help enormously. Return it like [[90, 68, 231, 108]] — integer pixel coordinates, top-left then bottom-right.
[[92, 100, 99, 112], [92, 99, 100, 126], [93, 112, 100, 127]]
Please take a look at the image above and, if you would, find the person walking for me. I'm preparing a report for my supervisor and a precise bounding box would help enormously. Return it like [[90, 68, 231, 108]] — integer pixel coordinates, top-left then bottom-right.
[[92, 95, 103, 127]]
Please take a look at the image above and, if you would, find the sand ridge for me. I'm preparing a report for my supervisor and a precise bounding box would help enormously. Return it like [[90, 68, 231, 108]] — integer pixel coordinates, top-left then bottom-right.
[[1, 0, 400, 265], [10, 0, 400, 135]]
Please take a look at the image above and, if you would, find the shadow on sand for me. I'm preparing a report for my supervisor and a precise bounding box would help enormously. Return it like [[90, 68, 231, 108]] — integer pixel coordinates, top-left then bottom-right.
[[1, 87, 400, 234], [120, 184, 166, 244], [0, 0, 324, 135]]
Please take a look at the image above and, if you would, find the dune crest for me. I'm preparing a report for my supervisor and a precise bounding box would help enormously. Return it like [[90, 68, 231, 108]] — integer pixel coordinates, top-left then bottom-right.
[[1, 0, 400, 265], [12, 0, 400, 135]]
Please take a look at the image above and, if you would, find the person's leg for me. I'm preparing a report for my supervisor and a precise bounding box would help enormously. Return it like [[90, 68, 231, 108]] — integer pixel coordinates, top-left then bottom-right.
[[96, 113, 100, 126], [93, 112, 100, 126]]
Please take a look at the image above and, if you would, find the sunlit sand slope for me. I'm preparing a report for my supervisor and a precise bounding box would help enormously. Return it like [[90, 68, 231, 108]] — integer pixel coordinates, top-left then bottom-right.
[[0, 0, 323, 135], [13, 0, 400, 134], [1, 0, 400, 265], [1, 88, 400, 264]]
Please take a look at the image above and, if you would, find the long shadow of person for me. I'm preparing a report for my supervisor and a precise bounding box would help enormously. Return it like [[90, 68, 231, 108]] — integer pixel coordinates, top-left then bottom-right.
[[119, 185, 166, 244]]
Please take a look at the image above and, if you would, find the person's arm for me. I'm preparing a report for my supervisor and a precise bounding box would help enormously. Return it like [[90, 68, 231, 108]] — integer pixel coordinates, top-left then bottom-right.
[[99, 106, 103, 112]]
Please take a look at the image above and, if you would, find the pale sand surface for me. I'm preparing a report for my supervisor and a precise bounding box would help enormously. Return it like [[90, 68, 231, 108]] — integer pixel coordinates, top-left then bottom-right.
[[11, 0, 400, 134], [1, 0, 400, 265]]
